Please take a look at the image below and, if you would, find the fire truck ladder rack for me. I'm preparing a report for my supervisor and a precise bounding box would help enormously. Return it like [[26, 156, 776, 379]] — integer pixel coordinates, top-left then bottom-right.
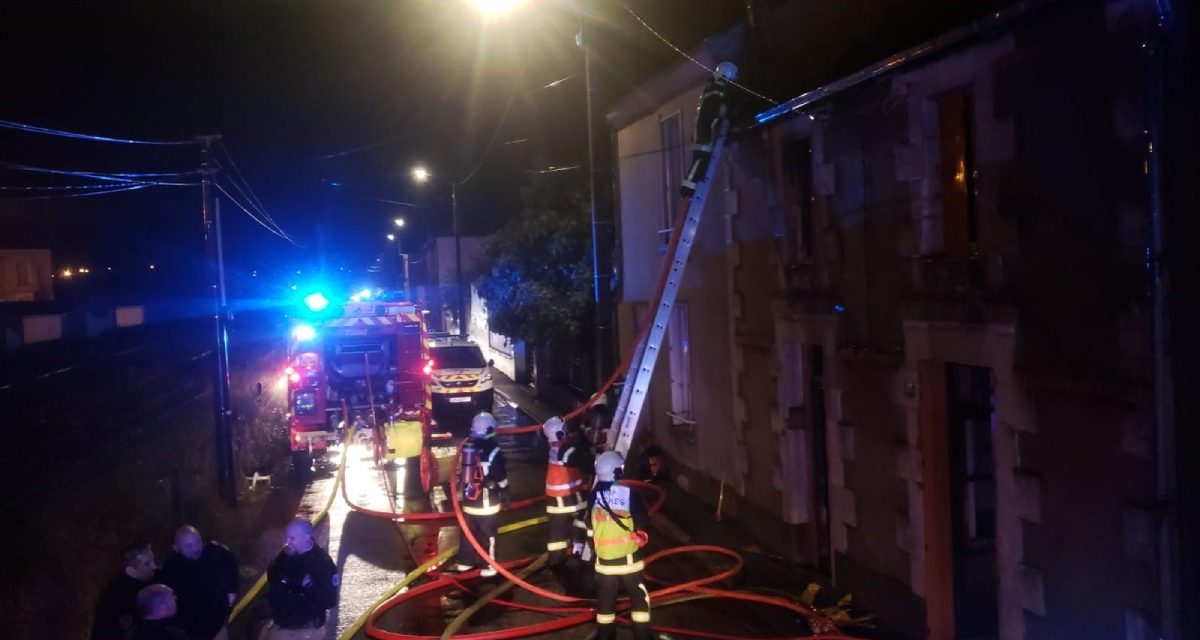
[[608, 121, 730, 457]]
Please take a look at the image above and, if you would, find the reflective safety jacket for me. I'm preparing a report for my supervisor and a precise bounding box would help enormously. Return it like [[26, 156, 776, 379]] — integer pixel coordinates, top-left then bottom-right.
[[462, 435, 508, 516], [545, 440, 588, 514], [588, 482, 648, 575]]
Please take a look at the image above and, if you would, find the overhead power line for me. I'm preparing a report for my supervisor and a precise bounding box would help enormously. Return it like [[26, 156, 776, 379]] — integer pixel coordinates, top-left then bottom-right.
[[1, 161, 199, 184], [620, 3, 778, 105], [0, 118, 196, 146], [214, 182, 303, 247], [1, 184, 153, 200], [215, 140, 298, 243]]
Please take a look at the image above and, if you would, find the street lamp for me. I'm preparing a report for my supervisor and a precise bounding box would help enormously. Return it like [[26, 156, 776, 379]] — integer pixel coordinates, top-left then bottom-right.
[[386, 233, 396, 242], [411, 165, 465, 336], [394, 217, 406, 228]]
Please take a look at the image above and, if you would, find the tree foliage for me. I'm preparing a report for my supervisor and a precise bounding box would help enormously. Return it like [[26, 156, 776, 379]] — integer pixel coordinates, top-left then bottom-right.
[[475, 178, 592, 348]]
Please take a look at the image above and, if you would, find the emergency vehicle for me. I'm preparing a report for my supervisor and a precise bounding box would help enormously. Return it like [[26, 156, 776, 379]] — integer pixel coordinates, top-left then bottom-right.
[[426, 334, 495, 419], [285, 294, 435, 477]]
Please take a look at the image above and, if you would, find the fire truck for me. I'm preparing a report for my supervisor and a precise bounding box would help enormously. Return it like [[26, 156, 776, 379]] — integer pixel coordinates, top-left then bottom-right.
[[285, 295, 438, 480]]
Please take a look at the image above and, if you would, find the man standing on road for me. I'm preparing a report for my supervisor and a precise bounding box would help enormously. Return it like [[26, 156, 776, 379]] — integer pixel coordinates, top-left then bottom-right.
[[130, 584, 188, 640], [542, 416, 591, 566], [267, 518, 338, 640], [450, 412, 508, 577], [588, 451, 652, 640], [92, 541, 158, 640], [159, 525, 238, 640]]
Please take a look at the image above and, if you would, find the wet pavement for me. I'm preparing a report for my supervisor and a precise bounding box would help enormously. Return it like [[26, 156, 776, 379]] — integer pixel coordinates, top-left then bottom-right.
[[265, 380, 879, 640]]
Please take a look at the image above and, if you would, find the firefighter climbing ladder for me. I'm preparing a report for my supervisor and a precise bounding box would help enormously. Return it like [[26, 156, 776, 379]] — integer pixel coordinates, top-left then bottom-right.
[[608, 121, 730, 457]]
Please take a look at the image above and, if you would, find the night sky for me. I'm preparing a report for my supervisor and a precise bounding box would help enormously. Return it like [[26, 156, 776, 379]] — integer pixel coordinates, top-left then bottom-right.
[[0, 0, 734, 300]]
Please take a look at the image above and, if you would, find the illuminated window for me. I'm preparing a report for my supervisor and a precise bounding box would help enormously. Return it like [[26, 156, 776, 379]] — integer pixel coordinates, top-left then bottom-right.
[[937, 89, 977, 257]]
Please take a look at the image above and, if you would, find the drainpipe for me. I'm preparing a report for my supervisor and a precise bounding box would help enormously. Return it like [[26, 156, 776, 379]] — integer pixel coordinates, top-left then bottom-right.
[[1145, 1, 1178, 638]]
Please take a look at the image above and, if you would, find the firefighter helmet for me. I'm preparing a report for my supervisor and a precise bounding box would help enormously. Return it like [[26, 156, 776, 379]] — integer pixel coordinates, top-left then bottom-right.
[[471, 412, 498, 438], [595, 451, 625, 483], [714, 61, 738, 82], [542, 416, 565, 442]]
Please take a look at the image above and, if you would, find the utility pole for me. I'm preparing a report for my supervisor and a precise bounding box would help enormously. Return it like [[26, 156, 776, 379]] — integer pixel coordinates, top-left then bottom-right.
[[198, 135, 237, 506], [452, 182, 466, 336], [579, 13, 616, 388]]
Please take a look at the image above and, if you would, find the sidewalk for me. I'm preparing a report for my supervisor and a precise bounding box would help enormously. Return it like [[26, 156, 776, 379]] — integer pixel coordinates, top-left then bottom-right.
[[493, 369, 905, 639]]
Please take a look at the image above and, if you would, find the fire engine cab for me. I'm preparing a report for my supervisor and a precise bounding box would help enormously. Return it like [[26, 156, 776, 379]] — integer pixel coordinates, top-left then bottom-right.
[[285, 295, 432, 471]]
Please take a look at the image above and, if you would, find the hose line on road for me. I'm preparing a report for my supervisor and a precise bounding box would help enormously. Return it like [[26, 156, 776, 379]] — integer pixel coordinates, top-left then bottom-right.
[[439, 552, 549, 640], [228, 430, 353, 625]]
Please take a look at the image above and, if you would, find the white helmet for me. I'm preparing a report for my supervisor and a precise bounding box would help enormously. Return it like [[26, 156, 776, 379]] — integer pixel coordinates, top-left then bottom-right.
[[542, 417, 565, 442], [471, 412, 498, 438], [595, 451, 625, 483], [714, 61, 738, 82]]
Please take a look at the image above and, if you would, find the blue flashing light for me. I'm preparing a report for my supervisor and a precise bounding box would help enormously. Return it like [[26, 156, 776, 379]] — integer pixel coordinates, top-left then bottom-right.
[[358, 288, 373, 300], [292, 324, 317, 342], [304, 292, 330, 312], [834, 304, 846, 313]]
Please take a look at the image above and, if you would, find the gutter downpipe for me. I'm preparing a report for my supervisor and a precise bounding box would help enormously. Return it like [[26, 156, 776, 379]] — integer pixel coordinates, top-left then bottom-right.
[[753, 0, 1046, 127], [1147, 1, 1179, 638]]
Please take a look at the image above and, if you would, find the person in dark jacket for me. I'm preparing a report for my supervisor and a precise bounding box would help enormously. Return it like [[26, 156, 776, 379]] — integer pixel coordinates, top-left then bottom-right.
[[130, 584, 189, 640], [267, 518, 338, 639], [159, 525, 238, 640], [92, 541, 158, 640], [680, 61, 738, 198], [449, 412, 508, 577]]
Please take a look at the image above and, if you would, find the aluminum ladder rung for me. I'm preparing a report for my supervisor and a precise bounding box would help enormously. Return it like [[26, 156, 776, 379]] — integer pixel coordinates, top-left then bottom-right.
[[609, 122, 730, 457]]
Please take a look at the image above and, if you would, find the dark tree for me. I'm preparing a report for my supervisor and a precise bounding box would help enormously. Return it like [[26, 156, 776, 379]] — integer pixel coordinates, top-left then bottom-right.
[[475, 177, 592, 348]]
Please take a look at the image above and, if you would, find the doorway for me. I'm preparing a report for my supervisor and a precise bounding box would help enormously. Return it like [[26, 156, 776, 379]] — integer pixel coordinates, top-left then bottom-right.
[[945, 363, 999, 639]]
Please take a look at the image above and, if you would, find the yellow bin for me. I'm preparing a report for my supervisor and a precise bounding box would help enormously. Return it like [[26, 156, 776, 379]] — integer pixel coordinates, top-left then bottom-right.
[[386, 419, 424, 461]]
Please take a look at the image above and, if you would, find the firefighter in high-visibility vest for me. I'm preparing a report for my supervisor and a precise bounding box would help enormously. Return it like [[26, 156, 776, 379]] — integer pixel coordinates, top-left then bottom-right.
[[450, 412, 508, 577], [681, 61, 738, 198], [587, 451, 652, 640], [543, 417, 591, 566]]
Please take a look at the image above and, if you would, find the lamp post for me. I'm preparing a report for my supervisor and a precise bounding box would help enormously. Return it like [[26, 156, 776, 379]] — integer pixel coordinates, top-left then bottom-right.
[[388, 218, 411, 298], [412, 166, 465, 336]]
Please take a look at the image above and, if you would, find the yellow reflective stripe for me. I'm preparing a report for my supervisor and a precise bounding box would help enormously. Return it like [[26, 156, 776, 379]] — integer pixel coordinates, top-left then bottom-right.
[[546, 540, 569, 551], [463, 504, 500, 516], [631, 611, 651, 623], [594, 560, 644, 575], [595, 613, 616, 624], [547, 503, 586, 514]]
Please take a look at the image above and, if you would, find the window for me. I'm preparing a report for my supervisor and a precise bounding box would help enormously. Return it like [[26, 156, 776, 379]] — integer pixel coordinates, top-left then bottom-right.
[[659, 112, 684, 247], [667, 305, 692, 422], [782, 138, 814, 260], [937, 90, 977, 257]]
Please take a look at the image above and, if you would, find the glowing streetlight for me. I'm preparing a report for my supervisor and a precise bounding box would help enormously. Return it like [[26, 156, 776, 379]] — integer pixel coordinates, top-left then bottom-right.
[[393, 218, 406, 228], [410, 166, 431, 184], [386, 233, 396, 242], [469, 0, 527, 17]]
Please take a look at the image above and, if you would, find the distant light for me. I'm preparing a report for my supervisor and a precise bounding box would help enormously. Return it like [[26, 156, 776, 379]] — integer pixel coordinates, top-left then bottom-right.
[[292, 325, 317, 341], [149, 264, 156, 270], [834, 304, 846, 313], [410, 166, 431, 183], [393, 218, 405, 228], [62, 269, 74, 278], [289, 284, 299, 291], [358, 288, 373, 300], [289, 372, 301, 384], [303, 292, 330, 312], [386, 233, 396, 241], [106, 266, 112, 271], [469, 0, 527, 16]]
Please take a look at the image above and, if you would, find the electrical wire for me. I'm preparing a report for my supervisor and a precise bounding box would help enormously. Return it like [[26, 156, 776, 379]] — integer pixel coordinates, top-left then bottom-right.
[[1, 184, 153, 200], [526, 164, 581, 175], [455, 90, 518, 186], [0, 119, 195, 146], [1, 161, 199, 183], [620, 3, 778, 105], [215, 182, 303, 247], [0, 183, 147, 191], [216, 140, 292, 237]]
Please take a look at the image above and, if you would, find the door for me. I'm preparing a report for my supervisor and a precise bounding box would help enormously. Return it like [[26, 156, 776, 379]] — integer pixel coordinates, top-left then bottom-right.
[[946, 364, 999, 639]]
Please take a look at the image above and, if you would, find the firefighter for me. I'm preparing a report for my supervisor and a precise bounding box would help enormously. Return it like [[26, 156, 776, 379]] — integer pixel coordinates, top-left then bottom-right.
[[681, 61, 738, 198], [543, 416, 591, 566], [450, 412, 508, 577], [588, 451, 652, 640]]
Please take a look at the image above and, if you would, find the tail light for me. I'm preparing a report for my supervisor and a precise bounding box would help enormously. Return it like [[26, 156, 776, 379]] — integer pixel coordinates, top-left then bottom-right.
[[422, 359, 434, 376]]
